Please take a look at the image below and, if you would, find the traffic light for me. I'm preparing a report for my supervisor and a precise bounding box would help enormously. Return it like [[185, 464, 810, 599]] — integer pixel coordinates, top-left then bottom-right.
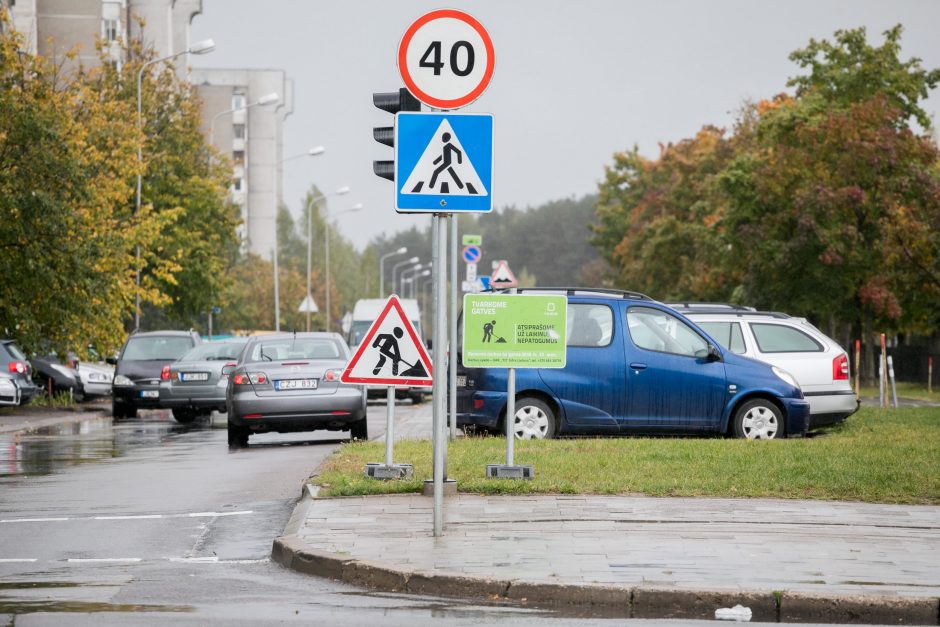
[[372, 87, 422, 181]]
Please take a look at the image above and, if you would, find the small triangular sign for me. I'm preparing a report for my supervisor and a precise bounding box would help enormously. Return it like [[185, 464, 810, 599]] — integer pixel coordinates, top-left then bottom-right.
[[341, 295, 433, 387], [490, 260, 517, 288], [298, 294, 318, 313]]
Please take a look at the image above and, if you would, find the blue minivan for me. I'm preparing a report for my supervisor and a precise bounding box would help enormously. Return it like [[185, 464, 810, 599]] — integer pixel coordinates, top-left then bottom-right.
[[456, 289, 811, 440]]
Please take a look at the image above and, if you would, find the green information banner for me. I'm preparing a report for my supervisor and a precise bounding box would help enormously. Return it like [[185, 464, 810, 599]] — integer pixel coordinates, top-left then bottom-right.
[[462, 294, 568, 368], [462, 234, 482, 246]]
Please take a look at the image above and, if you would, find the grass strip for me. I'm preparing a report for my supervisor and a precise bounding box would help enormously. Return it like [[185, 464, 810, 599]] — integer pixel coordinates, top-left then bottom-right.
[[314, 406, 939, 504]]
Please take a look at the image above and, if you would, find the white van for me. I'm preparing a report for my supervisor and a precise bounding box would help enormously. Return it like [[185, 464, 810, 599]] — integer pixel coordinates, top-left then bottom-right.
[[348, 298, 428, 403]]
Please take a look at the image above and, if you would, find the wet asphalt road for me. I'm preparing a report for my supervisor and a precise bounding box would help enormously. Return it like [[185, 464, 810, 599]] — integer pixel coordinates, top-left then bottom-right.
[[0, 406, 864, 626], [0, 405, 652, 626]]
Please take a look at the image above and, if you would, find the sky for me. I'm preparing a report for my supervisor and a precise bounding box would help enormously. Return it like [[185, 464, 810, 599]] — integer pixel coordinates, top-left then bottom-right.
[[190, 0, 940, 251]]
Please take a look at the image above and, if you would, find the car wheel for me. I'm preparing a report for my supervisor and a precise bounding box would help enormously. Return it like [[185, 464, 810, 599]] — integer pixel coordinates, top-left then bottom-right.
[[511, 397, 556, 440], [227, 423, 249, 448], [410, 392, 425, 404], [349, 415, 369, 441], [733, 399, 783, 440], [172, 408, 197, 424]]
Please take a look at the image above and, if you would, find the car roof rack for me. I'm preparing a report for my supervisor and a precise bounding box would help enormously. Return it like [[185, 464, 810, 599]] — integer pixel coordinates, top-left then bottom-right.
[[667, 303, 791, 319], [489, 286, 653, 301]]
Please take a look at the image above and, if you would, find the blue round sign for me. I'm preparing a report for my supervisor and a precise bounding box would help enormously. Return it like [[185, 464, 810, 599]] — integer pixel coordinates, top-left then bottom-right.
[[462, 245, 481, 263]]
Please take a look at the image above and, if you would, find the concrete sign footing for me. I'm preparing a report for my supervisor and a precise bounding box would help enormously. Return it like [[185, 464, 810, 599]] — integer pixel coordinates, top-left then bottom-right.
[[422, 479, 457, 496], [365, 463, 414, 480], [486, 464, 534, 480]]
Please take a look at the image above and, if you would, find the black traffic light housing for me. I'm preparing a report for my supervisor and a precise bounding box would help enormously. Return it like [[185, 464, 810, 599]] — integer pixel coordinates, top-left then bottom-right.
[[373, 87, 422, 181]]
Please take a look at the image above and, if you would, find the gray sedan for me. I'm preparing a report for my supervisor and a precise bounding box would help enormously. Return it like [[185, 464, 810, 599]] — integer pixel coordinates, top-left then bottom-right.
[[160, 338, 248, 424], [224, 333, 367, 448]]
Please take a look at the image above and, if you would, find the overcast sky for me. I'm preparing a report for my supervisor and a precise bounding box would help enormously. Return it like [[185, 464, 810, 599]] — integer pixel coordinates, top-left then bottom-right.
[[190, 0, 940, 251]]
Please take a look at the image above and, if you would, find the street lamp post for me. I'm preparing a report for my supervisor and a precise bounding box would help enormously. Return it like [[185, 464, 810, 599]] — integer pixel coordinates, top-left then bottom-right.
[[379, 247, 408, 297], [391, 256, 420, 296], [325, 203, 363, 332], [400, 264, 424, 296], [304, 185, 350, 331], [134, 38, 215, 329], [272, 146, 326, 332], [207, 91, 279, 155], [412, 269, 431, 299]]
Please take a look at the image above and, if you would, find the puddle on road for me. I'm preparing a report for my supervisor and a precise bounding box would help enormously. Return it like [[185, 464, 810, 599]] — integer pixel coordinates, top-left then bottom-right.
[[0, 414, 205, 478], [0, 599, 192, 614]]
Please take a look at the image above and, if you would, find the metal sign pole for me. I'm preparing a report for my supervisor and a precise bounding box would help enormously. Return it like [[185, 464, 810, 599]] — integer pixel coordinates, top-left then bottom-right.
[[449, 216, 458, 440], [431, 215, 444, 537], [506, 367, 515, 465], [385, 386, 395, 466]]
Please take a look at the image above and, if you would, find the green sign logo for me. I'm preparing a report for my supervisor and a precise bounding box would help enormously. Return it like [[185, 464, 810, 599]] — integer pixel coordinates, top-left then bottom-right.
[[462, 294, 567, 368], [462, 234, 482, 246]]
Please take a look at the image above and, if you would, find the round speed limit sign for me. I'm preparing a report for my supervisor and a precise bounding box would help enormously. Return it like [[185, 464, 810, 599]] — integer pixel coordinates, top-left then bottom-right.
[[398, 9, 496, 110]]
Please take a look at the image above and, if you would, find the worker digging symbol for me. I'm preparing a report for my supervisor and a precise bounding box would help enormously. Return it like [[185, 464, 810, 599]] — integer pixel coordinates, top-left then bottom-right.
[[372, 327, 404, 375], [482, 320, 507, 344]]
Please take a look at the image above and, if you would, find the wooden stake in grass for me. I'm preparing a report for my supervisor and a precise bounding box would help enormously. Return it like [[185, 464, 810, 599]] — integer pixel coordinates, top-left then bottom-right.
[[854, 339, 861, 395], [929, 356, 933, 395], [880, 333, 888, 410]]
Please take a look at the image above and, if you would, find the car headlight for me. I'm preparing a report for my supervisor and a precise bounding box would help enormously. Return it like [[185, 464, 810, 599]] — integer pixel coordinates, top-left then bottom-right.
[[772, 366, 799, 389], [113, 374, 134, 387]]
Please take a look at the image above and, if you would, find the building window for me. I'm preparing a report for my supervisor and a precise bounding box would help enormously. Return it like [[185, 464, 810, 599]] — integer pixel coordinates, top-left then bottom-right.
[[103, 18, 120, 42], [232, 94, 246, 110], [233, 177, 243, 192], [232, 124, 245, 139], [232, 150, 245, 166]]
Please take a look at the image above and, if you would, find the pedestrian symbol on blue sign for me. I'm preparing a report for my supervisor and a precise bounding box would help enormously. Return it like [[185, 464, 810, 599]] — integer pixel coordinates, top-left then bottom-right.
[[395, 112, 493, 213]]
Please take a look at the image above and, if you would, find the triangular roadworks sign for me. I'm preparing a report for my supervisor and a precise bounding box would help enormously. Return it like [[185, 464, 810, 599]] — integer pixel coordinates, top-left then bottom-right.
[[490, 260, 517, 288], [341, 295, 433, 387]]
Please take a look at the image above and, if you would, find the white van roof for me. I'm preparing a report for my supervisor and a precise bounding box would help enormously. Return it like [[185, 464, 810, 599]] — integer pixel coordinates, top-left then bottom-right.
[[351, 298, 420, 321]]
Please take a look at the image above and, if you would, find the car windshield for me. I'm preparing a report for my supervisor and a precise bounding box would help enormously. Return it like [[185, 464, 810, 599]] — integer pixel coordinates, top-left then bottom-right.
[[246, 338, 345, 363], [122, 336, 195, 361], [179, 341, 246, 362]]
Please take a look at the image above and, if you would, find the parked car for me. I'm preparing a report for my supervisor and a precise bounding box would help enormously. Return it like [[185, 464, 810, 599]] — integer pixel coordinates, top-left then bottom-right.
[[0, 373, 20, 406], [0, 339, 38, 405], [74, 360, 114, 399], [159, 337, 249, 424], [669, 303, 859, 427], [457, 288, 811, 440], [225, 332, 367, 448], [109, 330, 202, 419], [31, 354, 82, 397]]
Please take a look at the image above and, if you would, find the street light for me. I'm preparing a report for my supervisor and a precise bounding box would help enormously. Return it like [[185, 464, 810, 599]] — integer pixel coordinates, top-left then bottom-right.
[[304, 185, 350, 331], [378, 246, 408, 297], [412, 269, 431, 299], [325, 203, 364, 332], [400, 263, 424, 296], [207, 91, 279, 149], [391, 256, 420, 296], [271, 147, 327, 332], [134, 38, 215, 329]]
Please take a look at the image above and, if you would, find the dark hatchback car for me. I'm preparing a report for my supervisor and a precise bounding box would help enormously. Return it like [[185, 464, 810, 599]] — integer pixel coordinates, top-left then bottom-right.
[[225, 333, 367, 448], [0, 339, 38, 405], [457, 289, 811, 440], [109, 330, 202, 419]]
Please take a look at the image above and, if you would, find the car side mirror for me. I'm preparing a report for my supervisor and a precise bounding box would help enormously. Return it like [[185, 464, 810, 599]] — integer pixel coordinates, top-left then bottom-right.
[[221, 364, 235, 376], [706, 344, 722, 362], [106, 356, 117, 365]]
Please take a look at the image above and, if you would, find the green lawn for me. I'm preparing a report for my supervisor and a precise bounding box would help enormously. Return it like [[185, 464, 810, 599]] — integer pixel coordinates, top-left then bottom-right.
[[314, 406, 940, 504], [858, 381, 939, 403]]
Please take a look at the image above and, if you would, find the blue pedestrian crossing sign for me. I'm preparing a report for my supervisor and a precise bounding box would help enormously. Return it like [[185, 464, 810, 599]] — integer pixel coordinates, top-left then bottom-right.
[[395, 112, 493, 213]]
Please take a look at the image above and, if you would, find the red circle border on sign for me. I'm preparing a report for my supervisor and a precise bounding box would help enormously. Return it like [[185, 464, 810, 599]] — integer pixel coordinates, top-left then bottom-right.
[[398, 9, 495, 110]]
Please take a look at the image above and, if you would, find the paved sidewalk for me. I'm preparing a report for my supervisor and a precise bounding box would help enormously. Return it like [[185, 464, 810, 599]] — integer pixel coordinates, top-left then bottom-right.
[[275, 401, 940, 622]]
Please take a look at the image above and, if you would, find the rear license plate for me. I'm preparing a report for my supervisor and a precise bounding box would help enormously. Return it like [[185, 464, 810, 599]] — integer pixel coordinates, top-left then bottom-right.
[[456, 375, 467, 387], [180, 372, 209, 382], [275, 379, 318, 391], [140, 390, 159, 398]]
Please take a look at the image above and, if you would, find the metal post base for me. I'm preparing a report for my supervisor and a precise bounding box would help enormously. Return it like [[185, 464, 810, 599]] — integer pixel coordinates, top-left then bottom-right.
[[486, 464, 534, 480], [365, 463, 414, 480], [422, 479, 457, 496]]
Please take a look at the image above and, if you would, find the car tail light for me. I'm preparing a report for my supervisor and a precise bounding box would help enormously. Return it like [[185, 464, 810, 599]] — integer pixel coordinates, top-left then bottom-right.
[[234, 372, 267, 385], [8, 361, 26, 375], [473, 399, 485, 410], [833, 354, 849, 380], [323, 368, 343, 382], [161, 365, 171, 381]]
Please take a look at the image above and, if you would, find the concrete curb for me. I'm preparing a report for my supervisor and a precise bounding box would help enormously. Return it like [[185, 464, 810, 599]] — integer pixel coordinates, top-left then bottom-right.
[[272, 492, 940, 624]]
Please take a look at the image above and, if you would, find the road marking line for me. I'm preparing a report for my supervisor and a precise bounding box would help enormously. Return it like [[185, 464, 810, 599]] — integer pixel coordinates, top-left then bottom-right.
[[186, 511, 254, 518], [1, 511, 254, 524], [94, 515, 163, 520], [0, 517, 70, 523], [67, 558, 142, 563], [0, 558, 38, 563]]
